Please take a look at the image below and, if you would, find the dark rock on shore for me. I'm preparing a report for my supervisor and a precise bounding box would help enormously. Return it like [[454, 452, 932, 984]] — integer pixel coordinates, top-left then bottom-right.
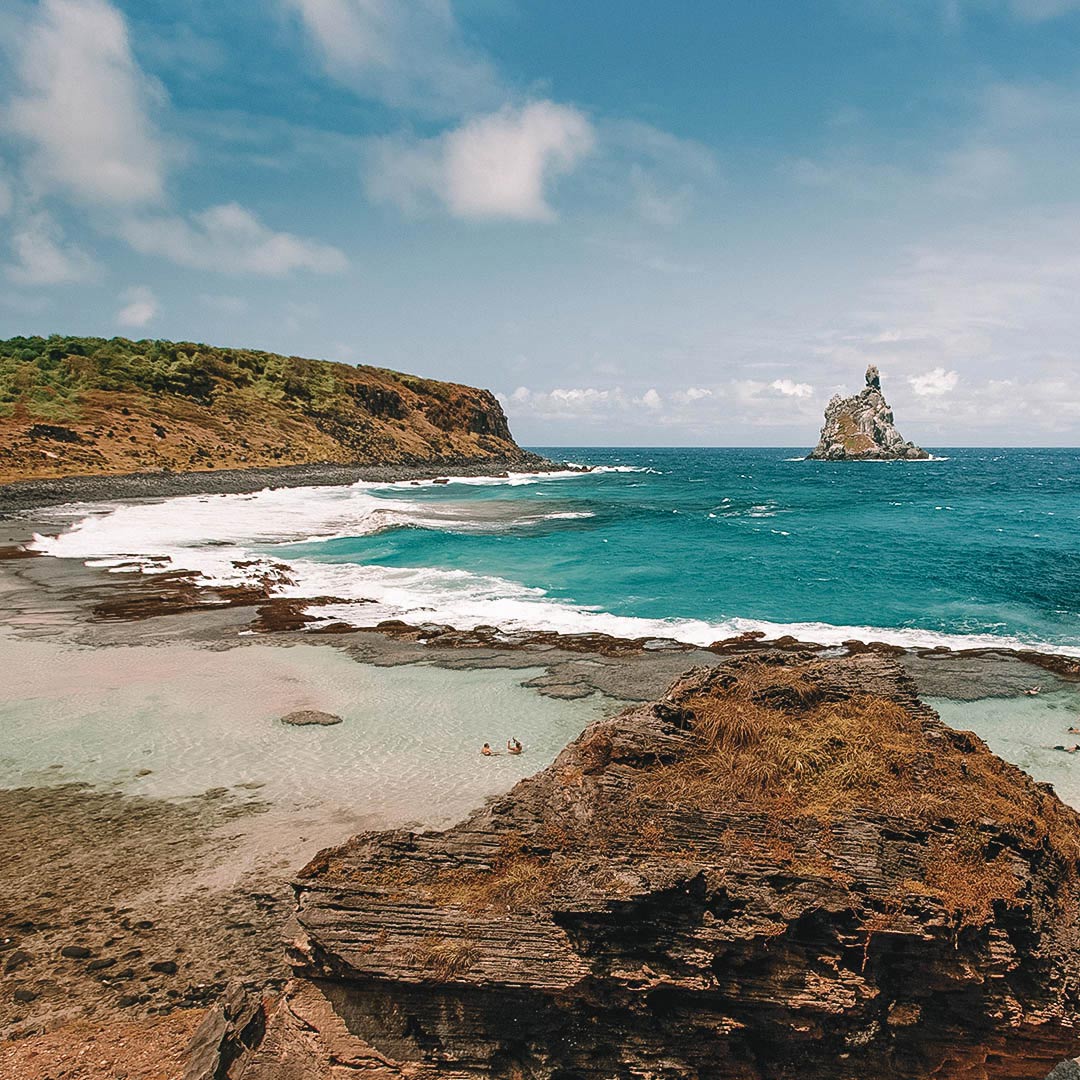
[[1048, 1060, 1080, 1080], [182, 982, 268, 1080], [220, 651, 1080, 1079], [280, 710, 343, 727], [807, 365, 930, 461], [0, 457, 571, 515]]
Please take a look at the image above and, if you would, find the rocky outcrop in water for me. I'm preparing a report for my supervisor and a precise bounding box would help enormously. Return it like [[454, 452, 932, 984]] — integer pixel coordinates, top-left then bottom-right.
[[807, 365, 929, 460], [280, 710, 343, 727], [216, 651, 1080, 1079]]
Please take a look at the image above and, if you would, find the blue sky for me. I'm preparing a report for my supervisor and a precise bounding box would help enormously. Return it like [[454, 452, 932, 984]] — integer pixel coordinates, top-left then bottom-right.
[[2, 1, 1080, 446]]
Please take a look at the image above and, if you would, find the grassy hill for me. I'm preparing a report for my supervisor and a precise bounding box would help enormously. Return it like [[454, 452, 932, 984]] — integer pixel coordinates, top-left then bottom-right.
[[0, 336, 532, 484]]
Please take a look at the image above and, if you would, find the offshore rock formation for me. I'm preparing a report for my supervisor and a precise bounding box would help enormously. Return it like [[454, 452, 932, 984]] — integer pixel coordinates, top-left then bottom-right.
[[211, 652, 1080, 1079], [0, 336, 541, 484], [807, 365, 929, 460]]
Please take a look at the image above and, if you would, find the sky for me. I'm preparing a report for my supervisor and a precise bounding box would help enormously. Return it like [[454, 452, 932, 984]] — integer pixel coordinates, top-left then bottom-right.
[[2, 1, 1080, 446]]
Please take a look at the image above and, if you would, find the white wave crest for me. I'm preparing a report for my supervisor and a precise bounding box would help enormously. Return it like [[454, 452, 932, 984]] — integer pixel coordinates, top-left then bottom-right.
[[272, 559, 1080, 657], [28, 477, 1079, 658]]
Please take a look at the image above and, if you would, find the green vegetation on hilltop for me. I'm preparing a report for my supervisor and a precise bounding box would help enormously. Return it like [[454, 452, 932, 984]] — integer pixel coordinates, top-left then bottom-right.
[[0, 335, 523, 483], [0, 334, 456, 422]]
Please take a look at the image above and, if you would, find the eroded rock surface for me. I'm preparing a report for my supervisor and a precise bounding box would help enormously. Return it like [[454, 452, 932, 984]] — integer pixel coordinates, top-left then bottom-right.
[[280, 710, 343, 727], [807, 365, 929, 460], [231, 652, 1080, 1079]]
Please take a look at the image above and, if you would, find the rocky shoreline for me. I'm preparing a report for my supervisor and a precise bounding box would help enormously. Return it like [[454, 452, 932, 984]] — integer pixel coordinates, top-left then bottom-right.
[[5, 483, 1080, 1078], [0, 454, 567, 514], [202, 651, 1080, 1078]]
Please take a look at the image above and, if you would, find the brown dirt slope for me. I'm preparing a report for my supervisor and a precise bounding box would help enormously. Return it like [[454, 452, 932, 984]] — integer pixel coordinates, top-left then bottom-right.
[[0, 336, 534, 483]]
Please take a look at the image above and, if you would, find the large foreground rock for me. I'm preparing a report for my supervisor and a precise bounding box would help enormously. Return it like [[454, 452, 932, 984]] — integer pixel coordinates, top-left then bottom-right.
[[807, 365, 929, 460], [226, 652, 1080, 1079]]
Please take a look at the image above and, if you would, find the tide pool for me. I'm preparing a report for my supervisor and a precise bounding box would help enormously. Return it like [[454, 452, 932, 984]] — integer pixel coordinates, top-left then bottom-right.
[[929, 689, 1080, 808], [0, 633, 606, 829]]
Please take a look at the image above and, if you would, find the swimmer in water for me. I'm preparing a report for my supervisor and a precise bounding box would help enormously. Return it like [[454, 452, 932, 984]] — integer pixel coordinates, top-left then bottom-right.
[[507, 738, 522, 755], [1053, 744, 1080, 754], [481, 743, 493, 756]]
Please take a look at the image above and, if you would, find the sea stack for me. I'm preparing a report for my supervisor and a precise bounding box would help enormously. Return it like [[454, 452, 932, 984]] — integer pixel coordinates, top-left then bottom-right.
[[807, 365, 929, 460]]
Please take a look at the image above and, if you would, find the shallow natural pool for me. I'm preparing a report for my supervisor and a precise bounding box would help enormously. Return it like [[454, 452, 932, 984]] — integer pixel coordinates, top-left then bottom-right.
[[928, 690, 1080, 808], [0, 633, 607, 830]]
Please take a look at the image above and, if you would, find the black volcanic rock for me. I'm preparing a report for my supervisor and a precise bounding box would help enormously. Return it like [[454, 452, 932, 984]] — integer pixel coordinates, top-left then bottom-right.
[[807, 365, 929, 460], [220, 652, 1080, 1079]]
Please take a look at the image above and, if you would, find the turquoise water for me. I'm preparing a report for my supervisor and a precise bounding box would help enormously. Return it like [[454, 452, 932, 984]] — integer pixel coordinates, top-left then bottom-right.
[[0, 633, 603, 827], [272, 447, 1080, 652], [929, 691, 1080, 808], [35, 446, 1080, 653]]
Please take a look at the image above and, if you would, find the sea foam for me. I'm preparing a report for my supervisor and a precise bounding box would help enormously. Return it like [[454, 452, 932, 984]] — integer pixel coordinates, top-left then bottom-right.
[[29, 463, 1080, 659]]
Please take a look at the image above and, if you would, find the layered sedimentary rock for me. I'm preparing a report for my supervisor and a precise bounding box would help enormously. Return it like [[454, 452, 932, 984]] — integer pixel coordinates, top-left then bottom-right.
[[219, 651, 1080, 1079], [807, 365, 929, 460]]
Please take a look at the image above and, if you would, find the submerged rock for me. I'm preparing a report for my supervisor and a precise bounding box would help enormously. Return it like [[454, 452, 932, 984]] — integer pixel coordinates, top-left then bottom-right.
[[227, 651, 1080, 1079], [807, 365, 929, 460], [280, 710, 343, 727]]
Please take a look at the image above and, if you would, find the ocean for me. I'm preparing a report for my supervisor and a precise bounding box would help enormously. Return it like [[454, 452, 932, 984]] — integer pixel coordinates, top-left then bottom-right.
[[32, 446, 1080, 655]]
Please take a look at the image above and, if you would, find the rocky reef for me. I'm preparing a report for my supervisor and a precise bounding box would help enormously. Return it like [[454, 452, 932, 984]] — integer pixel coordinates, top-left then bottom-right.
[[807, 365, 929, 460], [203, 651, 1080, 1079]]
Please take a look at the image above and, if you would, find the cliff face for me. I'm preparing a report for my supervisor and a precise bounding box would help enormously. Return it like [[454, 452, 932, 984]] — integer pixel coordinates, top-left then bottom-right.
[[0, 336, 536, 483], [807, 365, 929, 460], [214, 652, 1080, 1080]]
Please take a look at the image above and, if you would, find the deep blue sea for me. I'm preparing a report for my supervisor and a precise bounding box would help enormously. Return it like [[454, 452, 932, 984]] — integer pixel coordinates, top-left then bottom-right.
[[38, 447, 1080, 654]]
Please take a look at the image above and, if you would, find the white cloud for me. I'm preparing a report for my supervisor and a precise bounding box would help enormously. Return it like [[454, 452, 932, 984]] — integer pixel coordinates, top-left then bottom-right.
[[116, 285, 158, 327], [546, 387, 614, 409], [3, 0, 167, 206], [605, 120, 721, 227], [629, 165, 692, 226], [366, 101, 594, 221], [503, 384, 718, 425], [770, 379, 815, 397], [502, 385, 670, 421], [672, 387, 713, 404], [6, 209, 98, 285], [118, 202, 347, 275], [909, 367, 960, 395], [0, 172, 11, 217], [284, 0, 501, 118], [0, 1, 343, 281]]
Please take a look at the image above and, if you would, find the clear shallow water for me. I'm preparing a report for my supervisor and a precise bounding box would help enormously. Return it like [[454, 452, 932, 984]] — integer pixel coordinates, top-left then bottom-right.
[[0, 634, 604, 827], [929, 691, 1080, 808], [33, 447, 1080, 654]]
